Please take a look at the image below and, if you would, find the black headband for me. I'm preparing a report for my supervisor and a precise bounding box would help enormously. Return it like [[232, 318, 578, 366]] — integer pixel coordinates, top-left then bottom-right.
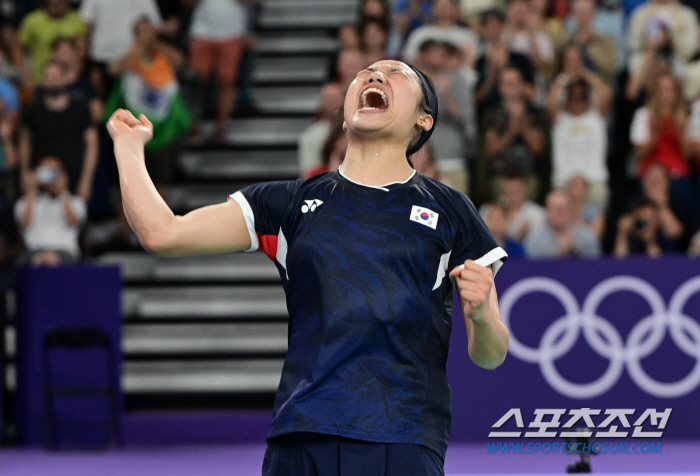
[[407, 64, 437, 155]]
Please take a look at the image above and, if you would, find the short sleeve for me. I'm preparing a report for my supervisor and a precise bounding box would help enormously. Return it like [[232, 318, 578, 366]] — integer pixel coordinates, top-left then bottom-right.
[[228, 180, 301, 253], [630, 107, 650, 145], [448, 193, 507, 276]]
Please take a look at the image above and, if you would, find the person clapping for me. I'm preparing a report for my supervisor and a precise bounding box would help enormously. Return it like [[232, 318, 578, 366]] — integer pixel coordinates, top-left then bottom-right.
[[14, 157, 86, 266]]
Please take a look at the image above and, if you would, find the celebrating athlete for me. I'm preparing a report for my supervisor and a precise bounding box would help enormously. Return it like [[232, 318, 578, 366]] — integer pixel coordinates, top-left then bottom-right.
[[107, 59, 509, 475]]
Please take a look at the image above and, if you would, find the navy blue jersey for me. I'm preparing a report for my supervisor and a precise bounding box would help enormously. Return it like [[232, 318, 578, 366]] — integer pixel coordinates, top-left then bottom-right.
[[229, 169, 507, 458]]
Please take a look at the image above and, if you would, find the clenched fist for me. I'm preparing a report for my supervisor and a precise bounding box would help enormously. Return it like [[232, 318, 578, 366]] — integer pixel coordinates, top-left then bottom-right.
[[107, 109, 154, 145], [450, 260, 493, 323]]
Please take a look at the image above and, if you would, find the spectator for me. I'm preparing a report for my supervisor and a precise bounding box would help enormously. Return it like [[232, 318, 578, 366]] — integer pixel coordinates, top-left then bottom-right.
[[630, 73, 692, 203], [639, 163, 687, 250], [628, 20, 687, 87], [614, 196, 663, 257], [482, 202, 526, 258], [402, 0, 478, 70], [627, 0, 698, 63], [298, 83, 344, 176], [394, 0, 432, 40], [624, 24, 681, 102], [480, 173, 546, 242], [529, 0, 567, 50], [459, 0, 505, 24], [338, 24, 361, 50], [359, 18, 392, 65], [18, 0, 88, 83], [483, 67, 546, 190], [417, 39, 476, 193], [525, 190, 601, 257], [0, 72, 20, 149], [502, 0, 555, 75], [0, 85, 17, 173], [360, 0, 392, 23], [0, 22, 33, 97], [14, 156, 86, 265], [567, 175, 605, 238], [20, 61, 97, 201], [566, 0, 618, 81], [475, 9, 536, 108], [547, 61, 612, 208], [188, 0, 251, 142], [410, 144, 452, 187], [107, 18, 191, 194], [79, 0, 162, 98], [305, 125, 347, 178], [52, 37, 102, 123], [564, 0, 626, 69], [359, 0, 403, 56], [335, 48, 369, 90]]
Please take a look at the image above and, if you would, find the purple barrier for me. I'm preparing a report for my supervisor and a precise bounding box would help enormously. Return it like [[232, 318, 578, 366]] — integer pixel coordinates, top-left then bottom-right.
[[14, 265, 122, 446], [446, 256, 700, 441]]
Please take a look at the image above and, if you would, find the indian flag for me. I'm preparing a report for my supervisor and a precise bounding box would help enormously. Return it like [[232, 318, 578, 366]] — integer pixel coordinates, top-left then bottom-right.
[[104, 51, 192, 151]]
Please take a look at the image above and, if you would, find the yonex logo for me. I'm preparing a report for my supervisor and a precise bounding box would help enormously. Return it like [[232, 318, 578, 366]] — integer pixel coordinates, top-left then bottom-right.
[[410, 205, 439, 230], [301, 199, 323, 213], [500, 276, 700, 399]]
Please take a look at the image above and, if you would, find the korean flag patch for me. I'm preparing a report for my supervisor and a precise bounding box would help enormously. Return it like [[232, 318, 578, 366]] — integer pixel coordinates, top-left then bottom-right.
[[410, 205, 439, 230]]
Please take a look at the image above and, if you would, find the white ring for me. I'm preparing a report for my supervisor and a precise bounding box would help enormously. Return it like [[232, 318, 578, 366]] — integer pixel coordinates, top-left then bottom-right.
[[500, 275, 700, 398]]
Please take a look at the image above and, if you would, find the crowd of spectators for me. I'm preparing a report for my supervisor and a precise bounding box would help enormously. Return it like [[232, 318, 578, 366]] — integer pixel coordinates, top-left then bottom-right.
[[0, 0, 699, 270], [300, 0, 700, 259], [0, 0, 257, 271]]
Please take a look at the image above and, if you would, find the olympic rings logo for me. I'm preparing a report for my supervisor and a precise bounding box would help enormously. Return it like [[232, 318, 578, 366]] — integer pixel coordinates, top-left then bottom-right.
[[499, 276, 700, 399]]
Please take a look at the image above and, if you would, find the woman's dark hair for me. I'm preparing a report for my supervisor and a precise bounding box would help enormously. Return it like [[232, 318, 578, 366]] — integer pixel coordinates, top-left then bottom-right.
[[406, 64, 438, 165], [331, 64, 439, 167], [358, 18, 390, 50]]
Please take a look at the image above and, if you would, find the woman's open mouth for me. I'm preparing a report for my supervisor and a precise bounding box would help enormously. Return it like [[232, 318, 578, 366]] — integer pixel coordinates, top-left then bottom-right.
[[359, 87, 389, 111]]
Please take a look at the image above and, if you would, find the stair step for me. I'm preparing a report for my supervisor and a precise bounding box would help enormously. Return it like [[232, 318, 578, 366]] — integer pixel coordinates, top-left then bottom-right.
[[256, 34, 338, 55], [253, 56, 331, 84], [179, 149, 299, 180], [259, 0, 358, 29], [123, 359, 284, 393], [123, 286, 288, 319], [208, 118, 313, 147], [123, 322, 288, 354], [252, 86, 322, 115], [98, 252, 281, 283]]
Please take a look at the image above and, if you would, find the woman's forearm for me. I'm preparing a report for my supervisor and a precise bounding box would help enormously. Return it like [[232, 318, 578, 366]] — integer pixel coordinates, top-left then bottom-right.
[[465, 290, 509, 370], [114, 137, 176, 251]]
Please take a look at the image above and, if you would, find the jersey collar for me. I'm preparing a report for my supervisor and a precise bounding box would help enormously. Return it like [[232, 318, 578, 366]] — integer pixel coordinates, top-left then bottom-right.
[[337, 166, 417, 192]]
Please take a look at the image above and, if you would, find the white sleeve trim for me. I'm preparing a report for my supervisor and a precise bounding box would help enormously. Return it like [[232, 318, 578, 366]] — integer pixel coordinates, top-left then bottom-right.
[[453, 247, 509, 278], [228, 191, 259, 252]]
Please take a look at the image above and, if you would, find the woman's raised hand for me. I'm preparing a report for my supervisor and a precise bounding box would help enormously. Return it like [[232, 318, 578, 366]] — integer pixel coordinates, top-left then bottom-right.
[[107, 109, 154, 145]]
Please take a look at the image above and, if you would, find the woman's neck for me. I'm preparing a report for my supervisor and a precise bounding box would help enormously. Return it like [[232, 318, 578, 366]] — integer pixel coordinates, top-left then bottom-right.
[[340, 137, 415, 186]]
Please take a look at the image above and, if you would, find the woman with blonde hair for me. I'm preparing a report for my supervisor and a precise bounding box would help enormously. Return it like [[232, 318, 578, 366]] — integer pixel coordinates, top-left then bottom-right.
[[630, 73, 692, 203]]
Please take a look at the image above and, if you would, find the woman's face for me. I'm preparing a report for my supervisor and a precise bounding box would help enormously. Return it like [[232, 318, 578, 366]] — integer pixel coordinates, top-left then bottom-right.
[[563, 46, 584, 73], [656, 76, 677, 107], [344, 60, 430, 145], [362, 0, 386, 18], [363, 23, 387, 51]]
